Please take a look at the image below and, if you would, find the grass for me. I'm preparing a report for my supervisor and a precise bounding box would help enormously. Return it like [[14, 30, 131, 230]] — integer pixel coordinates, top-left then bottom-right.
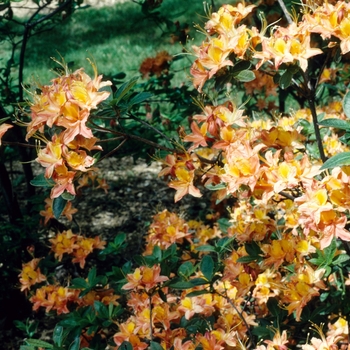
[[21, 0, 228, 85]]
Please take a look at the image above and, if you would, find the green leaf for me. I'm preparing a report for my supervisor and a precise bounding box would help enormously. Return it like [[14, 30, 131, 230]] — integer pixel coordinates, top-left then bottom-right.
[[231, 60, 252, 74], [190, 277, 209, 286], [52, 196, 67, 219], [267, 298, 281, 318], [279, 69, 293, 89], [168, 281, 194, 289], [114, 233, 126, 247], [205, 183, 227, 190], [195, 245, 216, 252], [128, 92, 152, 106], [332, 254, 350, 265], [88, 267, 97, 284], [53, 325, 63, 347], [70, 278, 89, 289], [320, 152, 350, 170], [119, 341, 133, 350], [25, 339, 53, 349], [61, 192, 75, 201], [69, 336, 80, 350], [112, 77, 138, 105], [152, 245, 162, 262], [200, 255, 214, 281], [319, 118, 350, 130], [245, 241, 262, 257], [343, 91, 350, 119], [186, 289, 210, 297], [94, 301, 109, 319], [234, 70, 256, 82], [150, 341, 164, 350], [30, 174, 55, 188], [217, 219, 231, 234], [324, 238, 337, 265], [237, 255, 259, 263], [178, 261, 195, 278]]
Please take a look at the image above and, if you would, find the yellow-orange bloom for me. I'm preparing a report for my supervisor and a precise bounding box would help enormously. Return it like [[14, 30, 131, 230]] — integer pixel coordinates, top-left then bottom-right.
[[19, 258, 46, 292], [122, 265, 169, 292]]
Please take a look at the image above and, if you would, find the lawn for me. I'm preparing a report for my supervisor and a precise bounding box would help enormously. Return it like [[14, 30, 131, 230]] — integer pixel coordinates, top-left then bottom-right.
[[21, 0, 228, 84]]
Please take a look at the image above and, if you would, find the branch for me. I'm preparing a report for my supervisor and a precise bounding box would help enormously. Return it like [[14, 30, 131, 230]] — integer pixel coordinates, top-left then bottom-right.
[[90, 121, 180, 153], [308, 98, 327, 163], [216, 289, 256, 349], [128, 113, 174, 146], [95, 137, 128, 164]]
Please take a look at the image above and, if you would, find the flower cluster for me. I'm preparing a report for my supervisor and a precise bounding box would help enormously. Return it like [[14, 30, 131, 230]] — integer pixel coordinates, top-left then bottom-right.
[[18, 258, 46, 293], [25, 61, 111, 199], [49, 229, 106, 268], [191, 1, 350, 91]]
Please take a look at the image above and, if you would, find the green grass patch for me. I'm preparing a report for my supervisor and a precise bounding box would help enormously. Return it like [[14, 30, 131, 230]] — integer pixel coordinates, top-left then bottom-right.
[[23, 0, 227, 84]]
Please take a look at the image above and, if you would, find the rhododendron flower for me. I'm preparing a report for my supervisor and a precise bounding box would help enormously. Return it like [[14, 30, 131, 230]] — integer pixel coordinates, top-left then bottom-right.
[[30, 285, 80, 314], [263, 329, 289, 350], [183, 121, 208, 151], [36, 134, 64, 178], [178, 294, 216, 320], [19, 258, 46, 292], [0, 123, 13, 145], [49, 229, 79, 260], [40, 198, 78, 225], [196, 331, 225, 350], [49, 230, 105, 267], [254, 24, 322, 71], [168, 167, 202, 202], [113, 320, 148, 350], [122, 265, 169, 292], [50, 163, 76, 198]]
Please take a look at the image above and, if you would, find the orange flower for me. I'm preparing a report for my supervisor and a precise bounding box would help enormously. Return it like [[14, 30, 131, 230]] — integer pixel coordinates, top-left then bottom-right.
[[30, 285, 80, 315], [40, 198, 78, 225], [50, 163, 76, 198], [168, 167, 202, 202], [0, 123, 13, 145], [122, 265, 169, 292], [113, 319, 148, 350], [19, 258, 46, 292], [49, 229, 79, 261]]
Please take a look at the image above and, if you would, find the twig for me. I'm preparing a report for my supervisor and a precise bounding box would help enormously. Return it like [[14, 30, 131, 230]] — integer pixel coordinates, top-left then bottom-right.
[[2, 141, 37, 148], [217, 289, 255, 349], [277, 0, 293, 25], [95, 137, 128, 164]]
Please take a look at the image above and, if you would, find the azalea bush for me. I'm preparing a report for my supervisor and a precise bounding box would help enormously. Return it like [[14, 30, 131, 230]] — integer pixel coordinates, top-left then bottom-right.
[[4, 0, 350, 349]]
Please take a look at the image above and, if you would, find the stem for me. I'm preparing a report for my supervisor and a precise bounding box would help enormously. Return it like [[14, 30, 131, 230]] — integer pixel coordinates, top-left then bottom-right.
[[308, 97, 327, 163]]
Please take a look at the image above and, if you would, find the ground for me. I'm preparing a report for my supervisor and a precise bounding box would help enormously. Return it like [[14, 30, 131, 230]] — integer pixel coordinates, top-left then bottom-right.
[[2, 154, 212, 349]]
